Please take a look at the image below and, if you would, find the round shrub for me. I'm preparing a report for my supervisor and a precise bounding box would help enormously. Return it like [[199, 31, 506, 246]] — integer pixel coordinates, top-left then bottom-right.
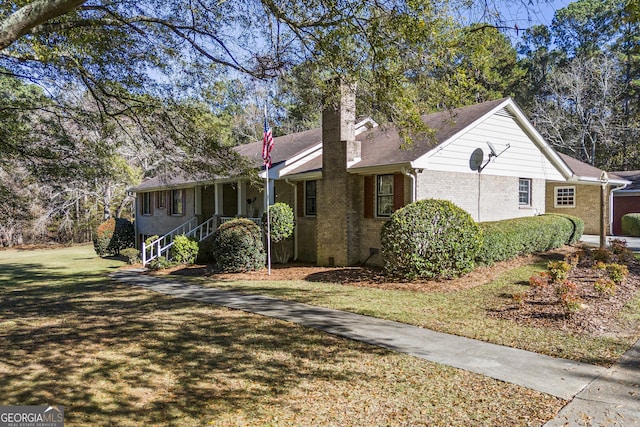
[[196, 236, 215, 264], [93, 218, 135, 257], [262, 202, 295, 264], [211, 218, 265, 272], [120, 247, 141, 265], [381, 199, 483, 279], [621, 213, 640, 237], [171, 234, 199, 265]]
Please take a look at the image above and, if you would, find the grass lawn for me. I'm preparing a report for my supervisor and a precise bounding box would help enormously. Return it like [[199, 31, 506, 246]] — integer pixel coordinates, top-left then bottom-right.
[[0, 245, 563, 426], [182, 261, 640, 367]]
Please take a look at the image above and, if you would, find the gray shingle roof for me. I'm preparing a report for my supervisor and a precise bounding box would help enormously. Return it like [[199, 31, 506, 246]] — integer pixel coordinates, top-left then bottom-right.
[[234, 127, 322, 168], [611, 170, 640, 191], [131, 170, 214, 192], [558, 153, 627, 183]]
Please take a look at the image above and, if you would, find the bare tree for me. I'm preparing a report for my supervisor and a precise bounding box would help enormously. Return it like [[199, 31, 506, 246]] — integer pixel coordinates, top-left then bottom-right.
[[533, 53, 627, 169]]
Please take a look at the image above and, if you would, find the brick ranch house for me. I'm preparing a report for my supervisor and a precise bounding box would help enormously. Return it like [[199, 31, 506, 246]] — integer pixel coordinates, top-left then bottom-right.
[[131, 91, 629, 266]]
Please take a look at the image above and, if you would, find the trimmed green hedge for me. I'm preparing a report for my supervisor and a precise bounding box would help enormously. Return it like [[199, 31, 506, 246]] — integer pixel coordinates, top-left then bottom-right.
[[476, 214, 584, 265], [381, 199, 483, 279], [621, 213, 640, 237]]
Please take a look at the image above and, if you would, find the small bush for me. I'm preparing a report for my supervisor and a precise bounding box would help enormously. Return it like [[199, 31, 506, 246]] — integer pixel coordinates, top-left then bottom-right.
[[381, 199, 482, 279], [121, 247, 141, 265], [605, 263, 629, 284], [262, 203, 295, 264], [211, 218, 265, 272], [609, 239, 635, 263], [529, 272, 550, 289], [621, 213, 640, 237], [555, 279, 578, 298], [512, 292, 526, 306], [476, 214, 584, 265], [559, 292, 583, 315], [145, 235, 159, 246], [592, 261, 607, 271], [547, 260, 572, 283], [93, 218, 135, 257], [594, 278, 616, 296], [556, 280, 583, 315], [149, 256, 173, 271], [593, 248, 612, 263], [172, 234, 199, 265]]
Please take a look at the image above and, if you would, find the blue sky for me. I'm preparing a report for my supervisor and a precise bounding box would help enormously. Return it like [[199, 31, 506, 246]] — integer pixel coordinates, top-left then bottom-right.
[[500, 0, 573, 30], [458, 0, 574, 43]]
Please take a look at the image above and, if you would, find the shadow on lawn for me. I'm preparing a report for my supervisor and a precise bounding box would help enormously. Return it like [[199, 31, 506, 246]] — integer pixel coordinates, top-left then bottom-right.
[[0, 263, 387, 425]]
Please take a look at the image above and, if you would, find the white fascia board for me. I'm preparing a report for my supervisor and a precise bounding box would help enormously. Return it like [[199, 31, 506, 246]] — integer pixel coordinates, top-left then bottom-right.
[[503, 100, 574, 181], [348, 163, 411, 175], [570, 176, 631, 186], [278, 147, 323, 177], [279, 170, 323, 181], [284, 143, 323, 167]]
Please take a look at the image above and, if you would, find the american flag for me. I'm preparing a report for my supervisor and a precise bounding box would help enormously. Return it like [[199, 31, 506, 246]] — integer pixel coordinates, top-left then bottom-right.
[[262, 115, 274, 168]]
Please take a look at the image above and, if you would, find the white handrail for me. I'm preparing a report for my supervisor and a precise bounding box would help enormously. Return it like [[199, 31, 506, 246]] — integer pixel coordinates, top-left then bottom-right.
[[142, 216, 226, 265]]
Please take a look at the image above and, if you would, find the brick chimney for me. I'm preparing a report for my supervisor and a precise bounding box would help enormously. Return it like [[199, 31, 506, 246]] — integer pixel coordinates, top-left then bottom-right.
[[316, 81, 360, 266]]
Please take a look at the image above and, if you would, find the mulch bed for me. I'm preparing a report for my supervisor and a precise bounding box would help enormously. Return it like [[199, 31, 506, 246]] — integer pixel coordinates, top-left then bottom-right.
[[164, 253, 543, 292], [488, 251, 640, 337]]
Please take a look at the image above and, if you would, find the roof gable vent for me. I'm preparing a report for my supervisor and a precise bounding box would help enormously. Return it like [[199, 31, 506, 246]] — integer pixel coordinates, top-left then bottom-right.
[[495, 108, 515, 119]]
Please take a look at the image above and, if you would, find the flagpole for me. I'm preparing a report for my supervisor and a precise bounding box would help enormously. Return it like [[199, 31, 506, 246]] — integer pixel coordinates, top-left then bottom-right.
[[264, 104, 272, 276], [265, 162, 271, 276]]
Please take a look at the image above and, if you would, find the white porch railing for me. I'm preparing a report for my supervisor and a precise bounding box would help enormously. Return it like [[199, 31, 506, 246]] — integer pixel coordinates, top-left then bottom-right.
[[142, 216, 262, 266]]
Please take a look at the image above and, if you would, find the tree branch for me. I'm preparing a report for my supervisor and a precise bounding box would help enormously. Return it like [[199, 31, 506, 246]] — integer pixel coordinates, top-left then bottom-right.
[[0, 0, 88, 50]]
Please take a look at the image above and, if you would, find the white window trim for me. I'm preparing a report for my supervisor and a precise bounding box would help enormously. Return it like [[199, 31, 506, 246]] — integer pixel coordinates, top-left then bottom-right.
[[554, 185, 576, 208], [518, 178, 532, 207], [376, 174, 394, 218]]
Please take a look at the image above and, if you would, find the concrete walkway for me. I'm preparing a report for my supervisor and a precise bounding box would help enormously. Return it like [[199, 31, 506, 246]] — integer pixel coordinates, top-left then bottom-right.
[[110, 269, 639, 424]]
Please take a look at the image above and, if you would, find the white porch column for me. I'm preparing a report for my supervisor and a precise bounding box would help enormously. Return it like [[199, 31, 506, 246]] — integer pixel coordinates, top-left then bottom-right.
[[237, 180, 247, 216], [214, 183, 223, 215]]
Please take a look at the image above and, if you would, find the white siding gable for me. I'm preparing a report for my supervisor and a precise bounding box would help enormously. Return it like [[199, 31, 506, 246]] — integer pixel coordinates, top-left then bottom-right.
[[413, 107, 566, 181]]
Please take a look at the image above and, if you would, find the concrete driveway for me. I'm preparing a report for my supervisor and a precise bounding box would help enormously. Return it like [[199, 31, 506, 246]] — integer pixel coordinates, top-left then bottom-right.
[[580, 234, 640, 252]]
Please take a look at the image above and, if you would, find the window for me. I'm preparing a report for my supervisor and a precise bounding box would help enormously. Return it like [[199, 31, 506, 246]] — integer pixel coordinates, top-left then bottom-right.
[[518, 178, 532, 206], [156, 190, 165, 209], [554, 186, 576, 208], [305, 180, 317, 216], [141, 192, 152, 215], [170, 189, 184, 216], [377, 174, 394, 217]]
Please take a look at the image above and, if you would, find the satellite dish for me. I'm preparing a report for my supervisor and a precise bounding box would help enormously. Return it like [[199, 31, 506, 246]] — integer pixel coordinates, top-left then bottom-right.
[[487, 142, 498, 157], [469, 148, 484, 171], [486, 141, 510, 158]]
